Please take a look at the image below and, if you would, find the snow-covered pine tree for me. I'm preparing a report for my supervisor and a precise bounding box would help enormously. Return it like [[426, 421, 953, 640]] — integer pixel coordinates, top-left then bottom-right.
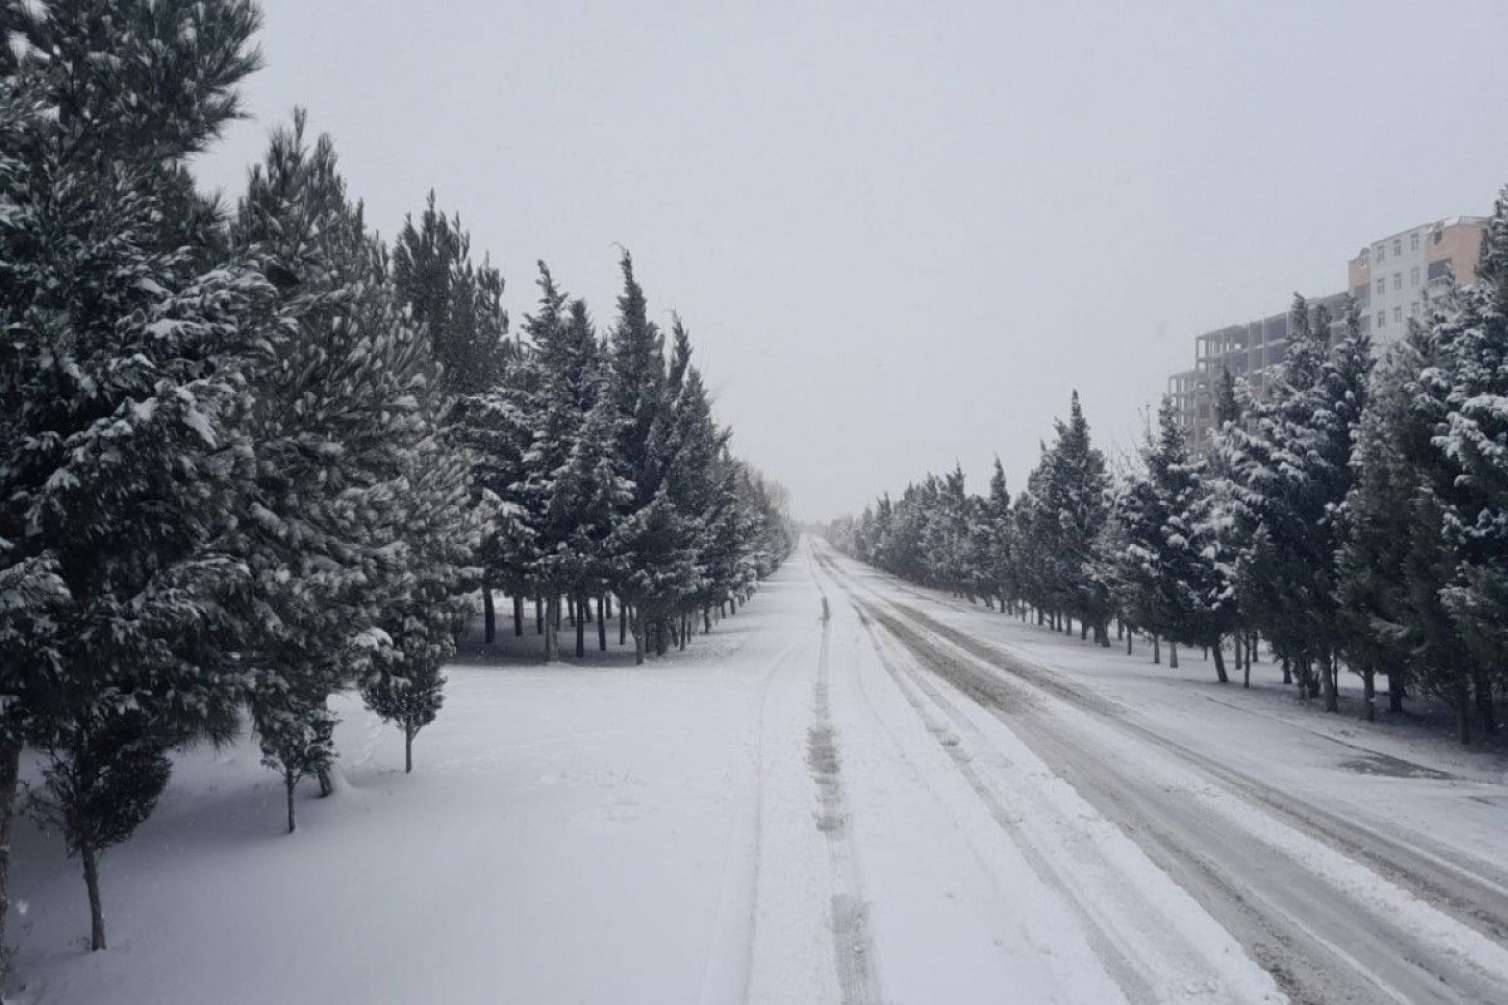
[[391, 192, 512, 638], [392, 191, 509, 398], [1431, 190, 1508, 734], [230, 113, 423, 830], [1227, 295, 1370, 710], [1338, 337, 1426, 716], [361, 420, 482, 772], [983, 457, 1016, 613], [0, 0, 268, 953], [661, 328, 731, 640], [603, 253, 698, 661], [1151, 398, 1238, 681], [511, 265, 619, 661], [1041, 392, 1114, 644]]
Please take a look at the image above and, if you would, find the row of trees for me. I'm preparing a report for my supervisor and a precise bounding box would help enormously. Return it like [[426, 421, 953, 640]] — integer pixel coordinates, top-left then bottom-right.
[[829, 186, 1508, 748], [0, 0, 790, 964]]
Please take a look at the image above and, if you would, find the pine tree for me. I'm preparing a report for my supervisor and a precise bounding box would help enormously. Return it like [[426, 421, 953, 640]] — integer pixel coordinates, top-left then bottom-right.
[[1226, 295, 1371, 710], [984, 457, 1015, 611], [361, 394, 483, 771], [26, 712, 173, 952], [602, 253, 698, 660], [1338, 339, 1424, 715], [1431, 191, 1508, 734], [0, 0, 266, 953], [1041, 392, 1113, 644], [230, 114, 424, 829]]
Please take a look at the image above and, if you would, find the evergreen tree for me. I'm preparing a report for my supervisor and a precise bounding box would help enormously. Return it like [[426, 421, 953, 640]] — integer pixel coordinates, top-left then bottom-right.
[[0, 0, 266, 953], [1226, 295, 1370, 709], [1431, 191, 1508, 732], [231, 114, 423, 830], [1041, 392, 1114, 643], [602, 253, 698, 660]]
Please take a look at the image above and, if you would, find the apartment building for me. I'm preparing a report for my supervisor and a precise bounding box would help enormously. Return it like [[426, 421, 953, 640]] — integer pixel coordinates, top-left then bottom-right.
[[1348, 216, 1486, 345], [1168, 214, 1486, 451]]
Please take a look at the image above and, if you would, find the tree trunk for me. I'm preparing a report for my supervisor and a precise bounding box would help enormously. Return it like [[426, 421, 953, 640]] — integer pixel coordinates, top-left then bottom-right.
[[1323, 652, 1338, 713], [1153, 633, 1160, 665], [598, 596, 608, 651], [285, 772, 297, 834], [1116, 619, 1124, 640], [1126, 628, 1133, 655], [81, 842, 106, 951], [483, 584, 496, 644], [620, 603, 628, 645], [633, 611, 645, 666], [1080, 621, 1088, 641], [317, 766, 333, 798], [567, 596, 576, 627], [1458, 680, 1472, 746], [405, 725, 414, 774], [1389, 675, 1405, 713], [1363, 670, 1376, 722], [1243, 653, 1251, 690], [1248, 632, 1259, 664], [605, 594, 613, 620], [704, 607, 712, 634], [0, 738, 21, 978], [543, 595, 560, 663], [513, 594, 524, 637], [1282, 657, 1292, 685], [576, 596, 587, 658], [536, 595, 544, 634], [1212, 641, 1228, 684], [1169, 642, 1178, 669]]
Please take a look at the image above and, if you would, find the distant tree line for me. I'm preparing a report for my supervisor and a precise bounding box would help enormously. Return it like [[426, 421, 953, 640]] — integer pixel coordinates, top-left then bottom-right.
[[0, 0, 791, 963], [828, 186, 1508, 750]]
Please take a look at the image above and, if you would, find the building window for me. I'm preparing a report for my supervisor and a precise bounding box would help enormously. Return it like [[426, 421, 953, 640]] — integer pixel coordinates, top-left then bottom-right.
[[1411, 266, 1420, 286], [1376, 277, 1386, 294], [1393, 238, 1402, 255], [1376, 243, 1386, 261], [1410, 231, 1420, 251], [1393, 272, 1402, 291], [1410, 301, 1419, 317], [1393, 306, 1402, 323], [1377, 311, 1386, 328]]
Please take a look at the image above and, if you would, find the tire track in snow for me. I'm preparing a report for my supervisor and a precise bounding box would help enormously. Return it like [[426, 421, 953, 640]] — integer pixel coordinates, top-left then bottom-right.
[[845, 603, 1159, 1004], [806, 559, 882, 1005]]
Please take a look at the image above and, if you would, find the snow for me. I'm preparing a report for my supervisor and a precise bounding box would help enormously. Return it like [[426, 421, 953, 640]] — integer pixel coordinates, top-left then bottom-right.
[[11, 539, 1508, 1003]]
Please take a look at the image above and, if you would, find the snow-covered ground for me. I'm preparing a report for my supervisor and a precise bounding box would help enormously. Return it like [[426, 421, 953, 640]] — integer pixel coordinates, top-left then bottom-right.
[[11, 537, 1508, 1003]]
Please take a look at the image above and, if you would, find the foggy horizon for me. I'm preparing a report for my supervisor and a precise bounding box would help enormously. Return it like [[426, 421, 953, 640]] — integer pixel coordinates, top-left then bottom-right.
[[190, 0, 1508, 519]]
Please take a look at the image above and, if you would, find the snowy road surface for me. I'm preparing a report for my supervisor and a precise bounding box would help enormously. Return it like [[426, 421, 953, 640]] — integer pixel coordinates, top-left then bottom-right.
[[13, 537, 1508, 1003]]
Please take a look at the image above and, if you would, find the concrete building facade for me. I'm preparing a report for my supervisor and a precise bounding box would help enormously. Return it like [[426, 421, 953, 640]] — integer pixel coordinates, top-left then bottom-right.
[[1348, 216, 1486, 347], [1167, 293, 1348, 454]]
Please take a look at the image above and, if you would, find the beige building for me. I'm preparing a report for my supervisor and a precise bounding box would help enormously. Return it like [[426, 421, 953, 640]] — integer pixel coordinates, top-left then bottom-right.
[[1347, 215, 1486, 346], [1169, 215, 1486, 452]]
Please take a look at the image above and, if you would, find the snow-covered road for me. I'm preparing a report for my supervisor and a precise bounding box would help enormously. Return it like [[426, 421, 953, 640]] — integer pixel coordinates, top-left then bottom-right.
[[13, 537, 1508, 1003], [810, 541, 1508, 1004]]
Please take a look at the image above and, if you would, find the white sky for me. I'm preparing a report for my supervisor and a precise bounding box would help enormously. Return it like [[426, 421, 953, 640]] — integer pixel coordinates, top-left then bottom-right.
[[191, 0, 1508, 520]]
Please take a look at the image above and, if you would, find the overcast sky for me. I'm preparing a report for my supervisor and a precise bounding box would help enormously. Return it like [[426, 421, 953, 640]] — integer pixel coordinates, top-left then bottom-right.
[[191, 0, 1508, 520]]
